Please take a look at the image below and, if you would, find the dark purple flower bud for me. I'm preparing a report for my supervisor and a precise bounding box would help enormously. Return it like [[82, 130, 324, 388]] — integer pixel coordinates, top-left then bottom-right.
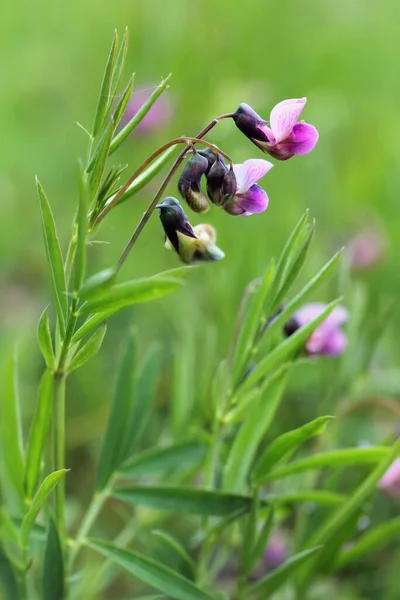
[[283, 303, 349, 357], [233, 99, 318, 161], [206, 155, 234, 206], [178, 153, 209, 213], [198, 148, 218, 175]]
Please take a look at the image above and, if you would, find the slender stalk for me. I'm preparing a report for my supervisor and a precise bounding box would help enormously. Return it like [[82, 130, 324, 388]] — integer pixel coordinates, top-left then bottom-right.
[[53, 375, 66, 543], [94, 113, 234, 226]]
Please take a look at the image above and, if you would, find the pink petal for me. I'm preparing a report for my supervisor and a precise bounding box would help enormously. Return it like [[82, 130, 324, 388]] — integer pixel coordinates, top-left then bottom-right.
[[270, 98, 307, 143], [322, 329, 348, 356], [379, 459, 400, 498], [290, 122, 319, 155], [233, 159, 273, 194], [294, 303, 326, 327], [236, 184, 269, 214]]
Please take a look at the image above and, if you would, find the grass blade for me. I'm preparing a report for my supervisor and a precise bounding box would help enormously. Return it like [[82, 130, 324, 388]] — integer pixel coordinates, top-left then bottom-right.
[[92, 30, 118, 137], [42, 517, 64, 600], [37, 306, 55, 369]]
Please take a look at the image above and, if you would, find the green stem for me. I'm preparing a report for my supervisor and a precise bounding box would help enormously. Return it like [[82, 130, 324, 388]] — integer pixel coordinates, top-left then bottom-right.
[[68, 487, 110, 570], [53, 376, 66, 543]]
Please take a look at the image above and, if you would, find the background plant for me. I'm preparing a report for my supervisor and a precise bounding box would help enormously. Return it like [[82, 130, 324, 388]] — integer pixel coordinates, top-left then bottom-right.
[[1, 3, 400, 600]]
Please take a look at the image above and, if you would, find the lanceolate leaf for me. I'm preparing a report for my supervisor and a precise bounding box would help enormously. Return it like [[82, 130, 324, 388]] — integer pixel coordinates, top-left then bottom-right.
[[36, 178, 67, 334], [1, 354, 25, 500], [24, 370, 54, 500], [87, 539, 214, 600], [259, 447, 389, 482], [152, 530, 195, 572], [21, 470, 68, 548], [74, 166, 88, 293], [96, 330, 137, 491], [110, 27, 129, 99], [92, 30, 118, 137], [68, 323, 107, 373], [88, 119, 115, 200], [110, 74, 172, 154], [252, 416, 335, 484], [120, 438, 208, 478], [78, 276, 184, 314], [37, 306, 55, 369], [42, 518, 64, 600], [112, 486, 254, 516], [112, 74, 135, 131], [247, 546, 322, 599]]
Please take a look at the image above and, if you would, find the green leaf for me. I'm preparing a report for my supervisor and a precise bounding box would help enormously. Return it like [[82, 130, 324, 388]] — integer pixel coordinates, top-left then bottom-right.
[[262, 249, 343, 342], [223, 371, 288, 493], [21, 469, 68, 548], [247, 546, 322, 599], [238, 299, 341, 394], [0, 547, 19, 600], [74, 166, 88, 292], [36, 178, 67, 335], [297, 437, 400, 587], [124, 343, 163, 455], [120, 438, 208, 478], [152, 530, 195, 572], [42, 518, 64, 600], [246, 506, 275, 576], [92, 30, 118, 137], [96, 330, 137, 490], [70, 309, 115, 345], [112, 486, 254, 516], [1, 354, 25, 500], [78, 267, 117, 300], [231, 263, 275, 387], [110, 74, 172, 154], [68, 323, 107, 373], [78, 276, 184, 314], [335, 516, 400, 569], [110, 27, 129, 99], [88, 119, 115, 200], [115, 145, 178, 205], [264, 490, 346, 506], [37, 306, 55, 369], [112, 73, 135, 131], [87, 538, 214, 600], [252, 416, 335, 484], [260, 446, 389, 482], [24, 371, 54, 499]]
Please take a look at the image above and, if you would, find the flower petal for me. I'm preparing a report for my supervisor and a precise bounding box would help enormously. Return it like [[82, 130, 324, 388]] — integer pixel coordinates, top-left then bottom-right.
[[379, 459, 400, 498], [233, 159, 273, 194], [270, 98, 307, 143], [322, 329, 348, 356], [290, 122, 319, 155], [235, 184, 269, 214]]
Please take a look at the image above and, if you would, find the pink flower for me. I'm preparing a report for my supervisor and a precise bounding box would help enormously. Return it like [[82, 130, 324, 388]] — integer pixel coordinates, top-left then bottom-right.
[[233, 98, 319, 160], [284, 303, 349, 356], [223, 158, 273, 216], [378, 459, 400, 498], [264, 534, 288, 569], [346, 226, 388, 272], [121, 86, 173, 134]]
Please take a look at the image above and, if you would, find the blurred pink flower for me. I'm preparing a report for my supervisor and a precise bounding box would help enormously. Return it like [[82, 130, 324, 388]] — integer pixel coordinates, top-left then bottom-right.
[[264, 534, 288, 569], [233, 98, 319, 160], [346, 226, 388, 271], [121, 85, 173, 134], [378, 458, 400, 498], [284, 303, 349, 356]]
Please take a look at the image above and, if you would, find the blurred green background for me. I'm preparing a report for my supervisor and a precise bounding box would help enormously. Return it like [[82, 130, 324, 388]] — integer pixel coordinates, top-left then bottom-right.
[[1, 1, 400, 597]]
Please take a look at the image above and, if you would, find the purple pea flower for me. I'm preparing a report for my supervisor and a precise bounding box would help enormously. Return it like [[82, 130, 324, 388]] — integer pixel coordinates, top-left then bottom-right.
[[378, 459, 400, 498], [284, 303, 349, 356], [233, 98, 319, 161], [121, 86, 173, 134], [264, 534, 288, 569], [223, 158, 273, 216]]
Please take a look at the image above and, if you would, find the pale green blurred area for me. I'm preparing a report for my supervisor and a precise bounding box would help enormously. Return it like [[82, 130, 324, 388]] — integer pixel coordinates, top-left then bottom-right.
[[1, 1, 400, 595]]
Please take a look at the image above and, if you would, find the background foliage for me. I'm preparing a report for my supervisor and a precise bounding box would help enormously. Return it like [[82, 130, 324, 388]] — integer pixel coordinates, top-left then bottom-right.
[[1, 1, 400, 599]]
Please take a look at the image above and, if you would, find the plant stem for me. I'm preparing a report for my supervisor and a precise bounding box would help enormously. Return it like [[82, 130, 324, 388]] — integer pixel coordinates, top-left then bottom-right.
[[68, 487, 110, 570], [53, 375, 66, 543], [94, 113, 234, 226]]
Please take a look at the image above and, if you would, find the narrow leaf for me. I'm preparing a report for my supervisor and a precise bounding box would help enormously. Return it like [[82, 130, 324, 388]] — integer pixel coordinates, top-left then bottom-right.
[[112, 486, 254, 516], [152, 530, 195, 571], [110, 74, 172, 154], [78, 267, 117, 300], [79, 276, 184, 314], [247, 506, 275, 576], [74, 166, 88, 292], [42, 517, 64, 600], [120, 438, 208, 478], [87, 539, 215, 600], [261, 447, 389, 482], [96, 330, 137, 490], [68, 323, 107, 373], [238, 299, 341, 394], [252, 415, 335, 484], [92, 30, 118, 136], [112, 74, 135, 131], [21, 470, 68, 548], [247, 546, 322, 598], [1, 354, 25, 500], [110, 27, 129, 98], [37, 307, 55, 369], [88, 119, 115, 199], [0, 547, 19, 600], [36, 178, 67, 334], [24, 371, 54, 499], [335, 516, 400, 569], [70, 309, 115, 345]]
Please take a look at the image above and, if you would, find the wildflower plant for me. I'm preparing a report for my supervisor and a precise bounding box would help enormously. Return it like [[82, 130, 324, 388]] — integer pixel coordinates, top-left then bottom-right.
[[1, 30, 399, 600]]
